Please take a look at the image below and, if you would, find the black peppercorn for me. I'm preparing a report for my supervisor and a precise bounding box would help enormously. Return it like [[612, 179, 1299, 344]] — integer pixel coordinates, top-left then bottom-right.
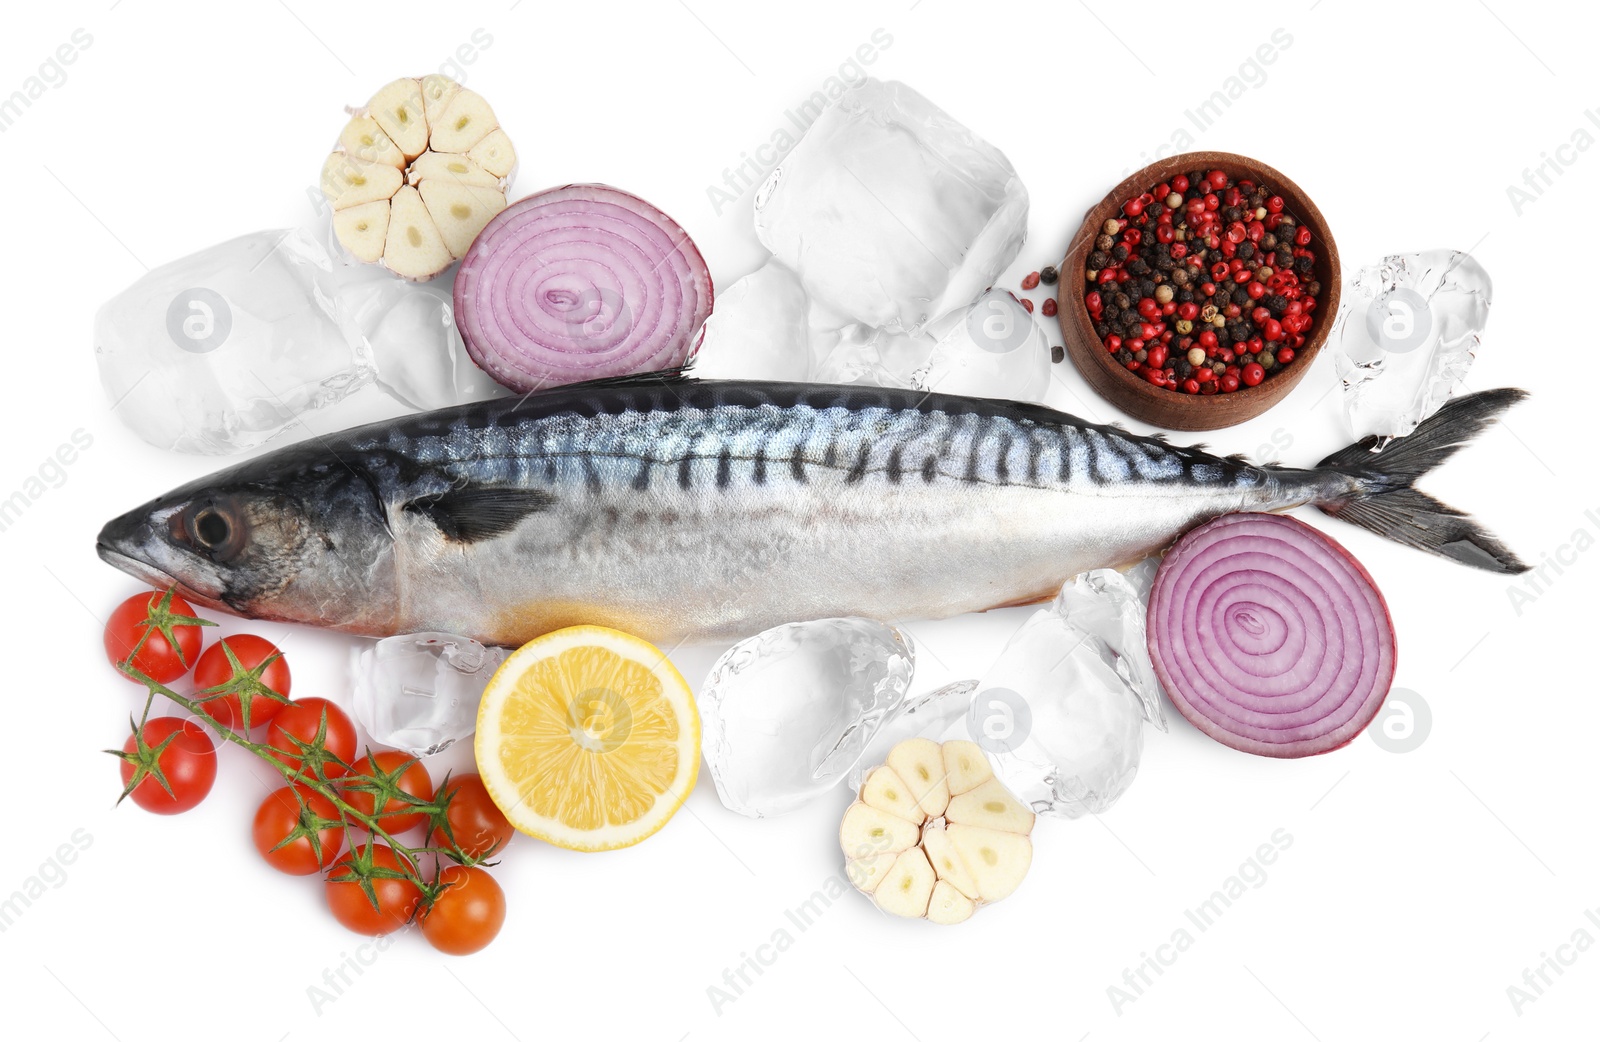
[[1112, 244, 1129, 262], [1050, 344, 1064, 364], [1088, 251, 1109, 269], [1295, 255, 1313, 273], [1041, 265, 1059, 286], [1113, 293, 1131, 309], [1232, 287, 1251, 306], [1265, 294, 1288, 316], [1139, 278, 1156, 298], [1116, 348, 1134, 365], [1096, 234, 1115, 252], [1237, 241, 1255, 261]]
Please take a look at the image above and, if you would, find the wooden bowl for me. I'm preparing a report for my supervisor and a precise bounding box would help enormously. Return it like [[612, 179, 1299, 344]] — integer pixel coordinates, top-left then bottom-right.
[[1057, 151, 1340, 431]]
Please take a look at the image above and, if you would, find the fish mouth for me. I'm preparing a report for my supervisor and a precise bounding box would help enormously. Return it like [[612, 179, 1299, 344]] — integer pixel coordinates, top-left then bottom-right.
[[96, 509, 227, 609], [95, 540, 177, 588]]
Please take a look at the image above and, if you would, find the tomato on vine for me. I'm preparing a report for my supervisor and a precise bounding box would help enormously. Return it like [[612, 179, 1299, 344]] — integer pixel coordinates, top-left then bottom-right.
[[325, 842, 421, 935], [421, 865, 506, 955], [103, 588, 213, 683], [267, 697, 357, 778], [428, 774, 515, 861], [113, 716, 217, 814], [345, 751, 434, 834], [193, 634, 291, 730], [252, 785, 345, 875]]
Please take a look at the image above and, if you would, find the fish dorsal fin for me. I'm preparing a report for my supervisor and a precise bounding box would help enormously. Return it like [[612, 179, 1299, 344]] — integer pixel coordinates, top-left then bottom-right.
[[404, 487, 555, 542]]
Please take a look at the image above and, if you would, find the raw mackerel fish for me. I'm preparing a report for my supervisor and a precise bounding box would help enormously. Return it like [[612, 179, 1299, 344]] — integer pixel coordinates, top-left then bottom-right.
[[98, 373, 1527, 646]]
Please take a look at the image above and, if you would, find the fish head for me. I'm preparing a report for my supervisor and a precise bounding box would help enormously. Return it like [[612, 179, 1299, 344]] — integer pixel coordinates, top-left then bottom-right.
[[96, 452, 396, 629]]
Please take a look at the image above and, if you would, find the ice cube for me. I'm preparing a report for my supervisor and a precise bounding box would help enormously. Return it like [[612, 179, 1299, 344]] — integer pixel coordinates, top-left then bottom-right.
[[865, 570, 1163, 817], [698, 617, 915, 818], [1330, 250, 1492, 442], [351, 632, 508, 757], [688, 259, 810, 381], [754, 78, 1028, 334], [914, 290, 1051, 402], [96, 228, 500, 455], [810, 323, 933, 387], [96, 229, 372, 454], [962, 569, 1165, 818], [332, 270, 506, 410]]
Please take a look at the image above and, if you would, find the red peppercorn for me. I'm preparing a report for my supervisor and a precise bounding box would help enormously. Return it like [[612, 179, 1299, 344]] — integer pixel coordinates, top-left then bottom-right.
[[1172, 174, 1189, 193], [1208, 170, 1228, 189], [1196, 367, 1213, 383], [1156, 225, 1175, 244], [1211, 262, 1229, 280], [1105, 335, 1122, 352], [1124, 228, 1142, 246], [1267, 195, 1284, 214], [1138, 298, 1160, 320], [1123, 198, 1144, 217], [1200, 282, 1216, 297], [1276, 346, 1295, 365], [1246, 281, 1266, 301], [1098, 269, 1117, 285], [1086, 291, 1102, 311], [1198, 330, 1218, 348], [1242, 362, 1265, 387], [1232, 269, 1252, 284], [1127, 338, 1145, 352], [1041, 297, 1057, 318], [1021, 271, 1041, 291], [1263, 319, 1283, 342], [1170, 243, 1187, 259], [1021, 298, 1034, 313], [1226, 222, 1246, 244], [1177, 302, 1199, 321], [1251, 306, 1271, 325], [1204, 193, 1219, 211], [1221, 374, 1240, 393], [1295, 226, 1312, 247], [1183, 378, 1200, 394], [1146, 344, 1168, 368], [1144, 368, 1165, 386]]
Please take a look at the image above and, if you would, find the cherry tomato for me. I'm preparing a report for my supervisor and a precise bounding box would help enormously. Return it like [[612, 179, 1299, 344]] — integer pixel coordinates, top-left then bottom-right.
[[422, 865, 506, 955], [104, 589, 208, 683], [252, 785, 344, 875], [192, 634, 291, 731], [118, 717, 217, 814], [345, 751, 434, 834], [429, 775, 515, 861], [267, 698, 357, 778], [325, 842, 421, 936]]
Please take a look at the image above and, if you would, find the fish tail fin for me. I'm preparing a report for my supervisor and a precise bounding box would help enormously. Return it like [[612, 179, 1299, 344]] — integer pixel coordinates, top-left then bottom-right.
[[1314, 387, 1530, 574]]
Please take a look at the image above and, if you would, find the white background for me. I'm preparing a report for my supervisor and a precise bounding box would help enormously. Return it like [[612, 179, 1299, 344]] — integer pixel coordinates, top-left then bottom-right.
[[1, 1, 1595, 1039]]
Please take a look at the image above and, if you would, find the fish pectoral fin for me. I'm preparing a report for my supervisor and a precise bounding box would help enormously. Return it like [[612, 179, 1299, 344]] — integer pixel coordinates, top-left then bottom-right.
[[404, 486, 556, 543]]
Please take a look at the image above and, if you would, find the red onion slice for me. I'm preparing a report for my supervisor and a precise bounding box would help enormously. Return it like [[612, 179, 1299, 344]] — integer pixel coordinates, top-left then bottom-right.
[[454, 183, 713, 392], [1146, 513, 1396, 758]]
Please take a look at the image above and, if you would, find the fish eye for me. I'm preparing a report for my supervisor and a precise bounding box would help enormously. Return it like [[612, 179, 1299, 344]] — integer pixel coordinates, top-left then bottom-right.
[[194, 509, 230, 548], [181, 501, 246, 561]]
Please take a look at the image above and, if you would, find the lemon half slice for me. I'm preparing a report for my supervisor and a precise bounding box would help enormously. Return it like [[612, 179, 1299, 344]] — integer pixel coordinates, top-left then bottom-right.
[[475, 626, 699, 852]]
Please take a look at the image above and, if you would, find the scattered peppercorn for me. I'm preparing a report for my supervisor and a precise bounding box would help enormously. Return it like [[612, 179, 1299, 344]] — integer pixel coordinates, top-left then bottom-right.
[[1021, 271, 1041, 291], [1040, 265, 1059, 286], [1041, 297, 1058, 317], [1051, 345, 1065, 363]]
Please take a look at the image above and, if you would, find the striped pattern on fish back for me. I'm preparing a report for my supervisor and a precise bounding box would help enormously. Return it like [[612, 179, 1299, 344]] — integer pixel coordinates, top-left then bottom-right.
[[332, 377, 1272, 501]]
